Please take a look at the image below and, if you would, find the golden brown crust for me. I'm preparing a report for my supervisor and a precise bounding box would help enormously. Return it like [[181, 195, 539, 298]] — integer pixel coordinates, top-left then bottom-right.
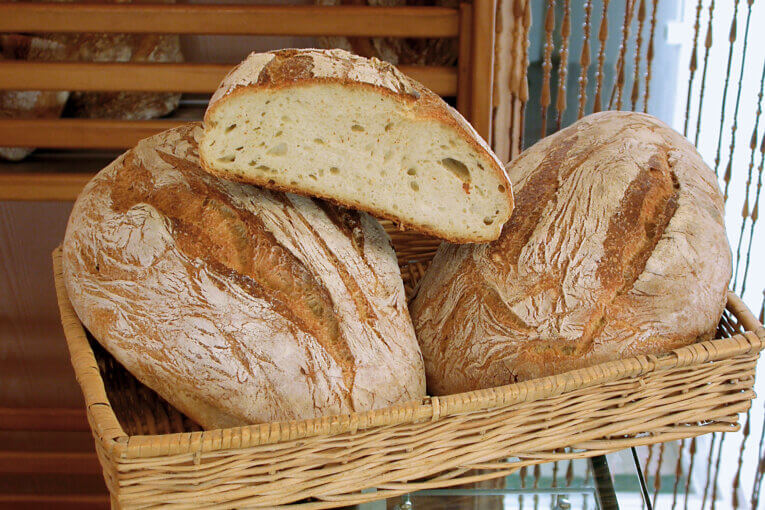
[[201, 49, 514, 224], [411, 111, 731, 395], [62, 123, 425, 428]]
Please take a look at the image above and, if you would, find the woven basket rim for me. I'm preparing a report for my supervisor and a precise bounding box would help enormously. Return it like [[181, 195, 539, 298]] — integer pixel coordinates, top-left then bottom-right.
[[52, 246, 765, 460]]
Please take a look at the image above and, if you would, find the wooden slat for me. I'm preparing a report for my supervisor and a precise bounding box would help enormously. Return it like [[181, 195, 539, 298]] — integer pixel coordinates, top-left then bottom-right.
[[0, 173, 92, 201], [456, 3, 473, 118], [0, 62, 457, 96], [0, 4, 459, 37], [0, 494, 109, 510], [0, 62, 230, 94], [0, 451, 100, 475], [0, 408, 89, 431], [0, 119, 182, 149], [469, 0, 497, 141]]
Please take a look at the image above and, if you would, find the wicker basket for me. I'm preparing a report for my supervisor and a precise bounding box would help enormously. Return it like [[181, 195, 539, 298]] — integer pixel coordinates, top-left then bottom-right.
[[53, 225, 765, 509]]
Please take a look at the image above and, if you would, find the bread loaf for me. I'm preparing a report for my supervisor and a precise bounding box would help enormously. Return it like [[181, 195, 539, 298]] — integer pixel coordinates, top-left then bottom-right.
[[199, 49, 513, 243], [0, 35, 70, 161], [8, 0, 182, 121], [410, 111, 731, 395], [62, 123, 425, 429], [58, 31, 182, 120]]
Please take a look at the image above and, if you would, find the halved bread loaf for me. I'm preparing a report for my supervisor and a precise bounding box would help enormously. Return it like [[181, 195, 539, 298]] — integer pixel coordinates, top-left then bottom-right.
[[199, 48, 513, 243]]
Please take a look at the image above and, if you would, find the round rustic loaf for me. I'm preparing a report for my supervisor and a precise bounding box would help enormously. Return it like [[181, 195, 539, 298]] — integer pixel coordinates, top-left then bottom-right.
[[62, 123, 425, 429], [410, 111, 732, 395]]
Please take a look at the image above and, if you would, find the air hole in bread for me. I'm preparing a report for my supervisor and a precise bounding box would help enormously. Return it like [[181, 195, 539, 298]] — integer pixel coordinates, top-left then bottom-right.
[[235, 146, 243, 151], [483, 216, 495, 225], [410, 181, 419, 192], [498, 184, 506, 193], [314, 138, 324, 144], [440, 158, 471, 183], [225, 124, 237, 133], [309, 174, 317, 180], [255, 165, 273, 172], [384, 122, 393, 132], [268, 179, 275, 184], [352, 124, 365, 132], [268, 143, 288, 156], [218, 155, 235, 163], [275, 130, 283, 137], [407, 168, 417, 176], [282, 115, 290, 122], [330, 167, 340, 175]]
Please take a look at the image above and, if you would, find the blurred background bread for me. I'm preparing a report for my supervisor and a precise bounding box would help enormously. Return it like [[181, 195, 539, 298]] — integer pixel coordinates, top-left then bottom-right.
[[0, 35, 70, 161]]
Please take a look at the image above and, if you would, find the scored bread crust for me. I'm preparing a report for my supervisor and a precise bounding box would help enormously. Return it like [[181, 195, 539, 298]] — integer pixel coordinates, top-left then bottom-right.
[[200, 48, 513, 243], [62, 123, 425, 429], [410, 111, 732, 395]]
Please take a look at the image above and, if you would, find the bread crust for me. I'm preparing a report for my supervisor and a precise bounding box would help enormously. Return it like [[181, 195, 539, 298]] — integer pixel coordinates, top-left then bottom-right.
[[62, 123, 425, 429], [200, 48, 513, 241], [410, 111, 732, 395]]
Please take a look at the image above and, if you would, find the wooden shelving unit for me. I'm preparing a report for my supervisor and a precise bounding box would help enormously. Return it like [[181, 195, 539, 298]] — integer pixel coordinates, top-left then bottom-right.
[[0, 2, 497, 202]]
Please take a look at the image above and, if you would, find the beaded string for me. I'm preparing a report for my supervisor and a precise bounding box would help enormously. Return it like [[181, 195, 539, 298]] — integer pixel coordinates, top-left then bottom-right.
[[701, 433, 718, 509], [630, 0, 647, 111], [555, 0, 571, 130], [683, 0, 704, 135], [693, 0, 716, 147], [519, 0, 531, 152], [608, 0, 636, 110], [652, 442, 665, 509], [684, 438, 697, 510], [671, 439, 685, 510], [740, 131, 765, 295], [593, 0, 611, 112], [732, 58, 765, 291], [732, 410, 752, 509], [642, 0, 659, 113], [577, 0, 593, 119], [540, 0, 556, 138], [712, 0, 741, 177], [722, 0, 754, 203]]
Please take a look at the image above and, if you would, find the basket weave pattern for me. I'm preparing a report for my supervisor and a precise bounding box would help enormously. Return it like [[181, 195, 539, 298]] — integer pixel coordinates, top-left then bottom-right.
[[53, 228, 764, 509]]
